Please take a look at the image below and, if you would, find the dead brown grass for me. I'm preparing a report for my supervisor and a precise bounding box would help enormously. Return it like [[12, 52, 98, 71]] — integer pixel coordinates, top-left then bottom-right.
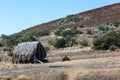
[[0, 62, 33, 69], [47, 47, 120, 62], [47, 68, 120, 80], [0, 49, 120, 80], [0, 73, 47, 80], [74, 68, 120, 80], [0, 76, 11, 80], [47, 71, 68, 80], [1, 68, 120, 80]]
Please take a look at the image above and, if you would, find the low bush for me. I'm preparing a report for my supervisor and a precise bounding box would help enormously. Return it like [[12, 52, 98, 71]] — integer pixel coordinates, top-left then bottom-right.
[[79, 24, 84, 28], [79, 39, 88, 47], [112, 21, 120, 27], [54, 26, 65, 36], [93, 31, 120, 50], [49, 38, 66, 48], [98, 26, 105, 31], [58, 14, 84, 25], [0, 42, 3, 47], [109, 45, 117, 51], [39, 30, 50, 36]]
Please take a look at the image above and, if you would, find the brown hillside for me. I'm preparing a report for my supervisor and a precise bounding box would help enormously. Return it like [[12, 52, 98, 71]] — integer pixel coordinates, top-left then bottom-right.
[[23, 3, 120, 32]]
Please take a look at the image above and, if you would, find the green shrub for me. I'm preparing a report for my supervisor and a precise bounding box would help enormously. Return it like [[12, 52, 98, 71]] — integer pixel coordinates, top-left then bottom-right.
[[66, 38, 77, 47], [19, 31, 38, 42], [50, 38, 66, 48], [64, 14, 81, 23], [106, 22, 110, 25], [55, 26, 83, 37], [2, 46, 13, 56], [54, 26, 82, 47], [79, 39, 88, 47], [69, 26, 77, 30], [54, 26, 65, 36], [8, 50, 13, 57], [58, 14, 84, 25], [112, 21, 120, 27], [49, 40, 54, 46], [61, 30, 72, 37], [109, 45, 117, 51], [39, 30, 50, 36], [106, 21, 120, 27], [71, 29, 83, 35], [79, 24, 84, 28], [93, 31, 120, 50], [0, 42, 3, 47], [98, 26, 105, 31]]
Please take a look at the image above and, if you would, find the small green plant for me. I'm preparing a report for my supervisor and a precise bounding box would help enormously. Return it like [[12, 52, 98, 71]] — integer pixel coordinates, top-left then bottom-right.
[[54, 26, 65, 36], [61, 30, 72, 37], [69, 26, 77, 30], [8, 50, 13, 57], [106, 21, 120, 27], [39, 30, 50, 36], [58, 14, 84, 25], [49, 38, 66, 48], [79, 39, 88, 47], [0, 42, 3, 47], [109, 45, 117, 51], [112, 21, 120, 27], [98, 26, 105, 31], [79, 24, 84, 28]]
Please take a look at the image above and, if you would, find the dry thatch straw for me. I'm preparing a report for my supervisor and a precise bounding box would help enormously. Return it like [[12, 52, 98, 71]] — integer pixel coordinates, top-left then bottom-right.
[[12, 41, 47, 64]]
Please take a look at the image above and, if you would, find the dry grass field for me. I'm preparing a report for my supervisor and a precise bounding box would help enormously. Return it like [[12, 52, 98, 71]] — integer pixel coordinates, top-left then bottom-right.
[[0, 49, 120, 80], [0, 68, 120, 80]]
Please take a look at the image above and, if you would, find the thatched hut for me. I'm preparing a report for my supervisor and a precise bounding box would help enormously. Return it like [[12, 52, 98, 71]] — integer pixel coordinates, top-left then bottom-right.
[[12, 41, 48, 64]]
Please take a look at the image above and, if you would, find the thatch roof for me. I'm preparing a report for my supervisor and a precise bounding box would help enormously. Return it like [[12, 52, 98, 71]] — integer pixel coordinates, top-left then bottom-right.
[[12, 41, 46, 63]]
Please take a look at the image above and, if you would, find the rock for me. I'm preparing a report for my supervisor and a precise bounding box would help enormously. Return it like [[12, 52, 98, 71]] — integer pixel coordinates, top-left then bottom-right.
[[62, 55, 70, 61]]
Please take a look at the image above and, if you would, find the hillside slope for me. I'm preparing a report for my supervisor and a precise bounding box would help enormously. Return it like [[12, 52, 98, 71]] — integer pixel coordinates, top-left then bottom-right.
[[24, 3, 120, 32]]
